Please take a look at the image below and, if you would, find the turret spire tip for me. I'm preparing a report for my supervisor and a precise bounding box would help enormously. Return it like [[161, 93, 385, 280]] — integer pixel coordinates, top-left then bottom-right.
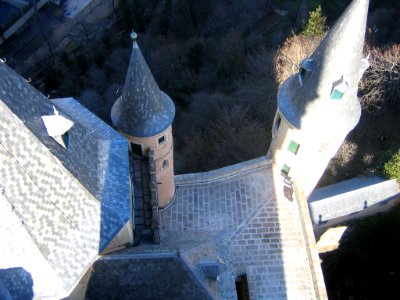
[[130, 30, 137, 40]]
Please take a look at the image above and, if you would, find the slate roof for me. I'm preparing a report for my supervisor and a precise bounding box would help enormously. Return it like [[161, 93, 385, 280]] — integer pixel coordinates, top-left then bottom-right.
[[111, 39, 175, 137], [308, 176, 400, 223], [0, 268, 34, 300], [0, 61, 131, 299], [278, 0, 369, 130], [0, 278, 12, 300], [86, 256, 212, 300]]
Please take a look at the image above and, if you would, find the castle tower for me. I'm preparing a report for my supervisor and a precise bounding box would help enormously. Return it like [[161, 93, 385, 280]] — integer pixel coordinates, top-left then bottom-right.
[[269, 0, 369, 198], [111, 33, 176, 208]]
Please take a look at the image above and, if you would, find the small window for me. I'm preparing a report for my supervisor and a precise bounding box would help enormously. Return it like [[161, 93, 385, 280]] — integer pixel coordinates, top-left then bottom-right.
[[273, 112, 282, 135], [158, 135, 166, 145], [331, 77, 348, 100], [281, 164, 290, 176], [61, 132, 69, 148], [275, 114, 281, 129], [287, 140, 300, 154], [298, 58, 314, 86], [162, 159, 169, 169], [52, 132, 70, 149], [298, 67, 306, 86], [331, 89, 344, 100]]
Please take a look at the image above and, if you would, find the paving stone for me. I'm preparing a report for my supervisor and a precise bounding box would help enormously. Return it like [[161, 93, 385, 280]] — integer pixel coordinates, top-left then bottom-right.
[[161, 165, 318, 299]]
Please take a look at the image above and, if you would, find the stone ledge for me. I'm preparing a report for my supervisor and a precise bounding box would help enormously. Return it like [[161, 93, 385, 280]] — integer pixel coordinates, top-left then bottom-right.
[[100, 251, 177, 261], [175, 156, 271, 186], [293, 180, 328, 300]]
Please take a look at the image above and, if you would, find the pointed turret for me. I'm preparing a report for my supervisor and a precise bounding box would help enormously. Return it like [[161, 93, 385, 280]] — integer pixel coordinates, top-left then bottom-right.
[[111, 33, 176, 210], [270, 0, 370, 198], [278, 0, 369, 131], [111, 33, 175, 137]]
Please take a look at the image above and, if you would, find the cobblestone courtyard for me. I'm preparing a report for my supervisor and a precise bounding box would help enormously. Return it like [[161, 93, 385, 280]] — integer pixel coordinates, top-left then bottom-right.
[[158, 158, 319, 299]]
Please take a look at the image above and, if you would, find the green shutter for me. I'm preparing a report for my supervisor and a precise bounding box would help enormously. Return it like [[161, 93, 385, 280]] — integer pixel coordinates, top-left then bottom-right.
[[331, 89, 344, 100], [287, 140, 300, 154], [281, 164, 290, 175]]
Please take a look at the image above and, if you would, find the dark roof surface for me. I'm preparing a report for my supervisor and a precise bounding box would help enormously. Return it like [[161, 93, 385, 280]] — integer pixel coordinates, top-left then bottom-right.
[[0, 268, 33, 300], [278, 0, 368, 130], [111, 41, 175, 137], [86, 256, 212, 300]]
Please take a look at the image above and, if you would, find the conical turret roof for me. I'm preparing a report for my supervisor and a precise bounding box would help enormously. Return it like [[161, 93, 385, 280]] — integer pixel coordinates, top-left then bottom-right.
[[278, 0, 369, 131], [111, 36, 175, 137]]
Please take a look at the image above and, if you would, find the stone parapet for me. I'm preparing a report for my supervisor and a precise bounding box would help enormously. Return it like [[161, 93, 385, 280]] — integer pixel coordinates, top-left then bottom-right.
[[293, 181, 328, 300], [175, 156, 271, 186]]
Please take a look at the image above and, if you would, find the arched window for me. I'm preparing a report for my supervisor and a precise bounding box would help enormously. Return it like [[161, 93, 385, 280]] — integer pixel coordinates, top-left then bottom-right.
[[273, 112, 282, 136]]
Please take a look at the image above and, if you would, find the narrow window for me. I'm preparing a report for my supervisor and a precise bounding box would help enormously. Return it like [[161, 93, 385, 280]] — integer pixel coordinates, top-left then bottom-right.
[[275, 114, 281, 129], [298, 67, 306, 86], [273, 112, 282, 135], [61, 132, 69, 148], [53, 132, 70, 149], [281, 164, 290, 176], [162, 159, 169, 169], [158, 135, 166, 145], [287, 140, 300, 154]]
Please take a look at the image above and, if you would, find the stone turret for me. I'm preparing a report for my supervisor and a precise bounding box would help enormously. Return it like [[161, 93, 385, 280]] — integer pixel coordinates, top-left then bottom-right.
[[111, 32, 176, 208], [269, 0, 370, 197]]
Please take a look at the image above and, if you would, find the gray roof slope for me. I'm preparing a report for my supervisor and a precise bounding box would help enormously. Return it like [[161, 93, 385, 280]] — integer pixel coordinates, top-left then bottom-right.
[[278, 0, 369, 130], [308, 176, 400, 223], [111, 40, 175, 137], [309, 176, 394, 202], [0, 62, 130, 298], [0, 278, 12, 300], [51, 98, 131, 251], [86, 256, 212, 300]]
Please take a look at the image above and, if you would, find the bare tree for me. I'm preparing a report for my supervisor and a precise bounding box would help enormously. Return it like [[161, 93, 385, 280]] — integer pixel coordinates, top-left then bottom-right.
[[359, 44, 400, 113], [327, 141, 358, 177], [274, 34, 323, 85], [175, 105, 269, 173]]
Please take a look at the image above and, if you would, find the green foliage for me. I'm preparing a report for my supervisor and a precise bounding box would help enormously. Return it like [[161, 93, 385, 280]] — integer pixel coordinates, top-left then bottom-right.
[[383, 150, 400, 182], [302, 5, 327, 36]]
